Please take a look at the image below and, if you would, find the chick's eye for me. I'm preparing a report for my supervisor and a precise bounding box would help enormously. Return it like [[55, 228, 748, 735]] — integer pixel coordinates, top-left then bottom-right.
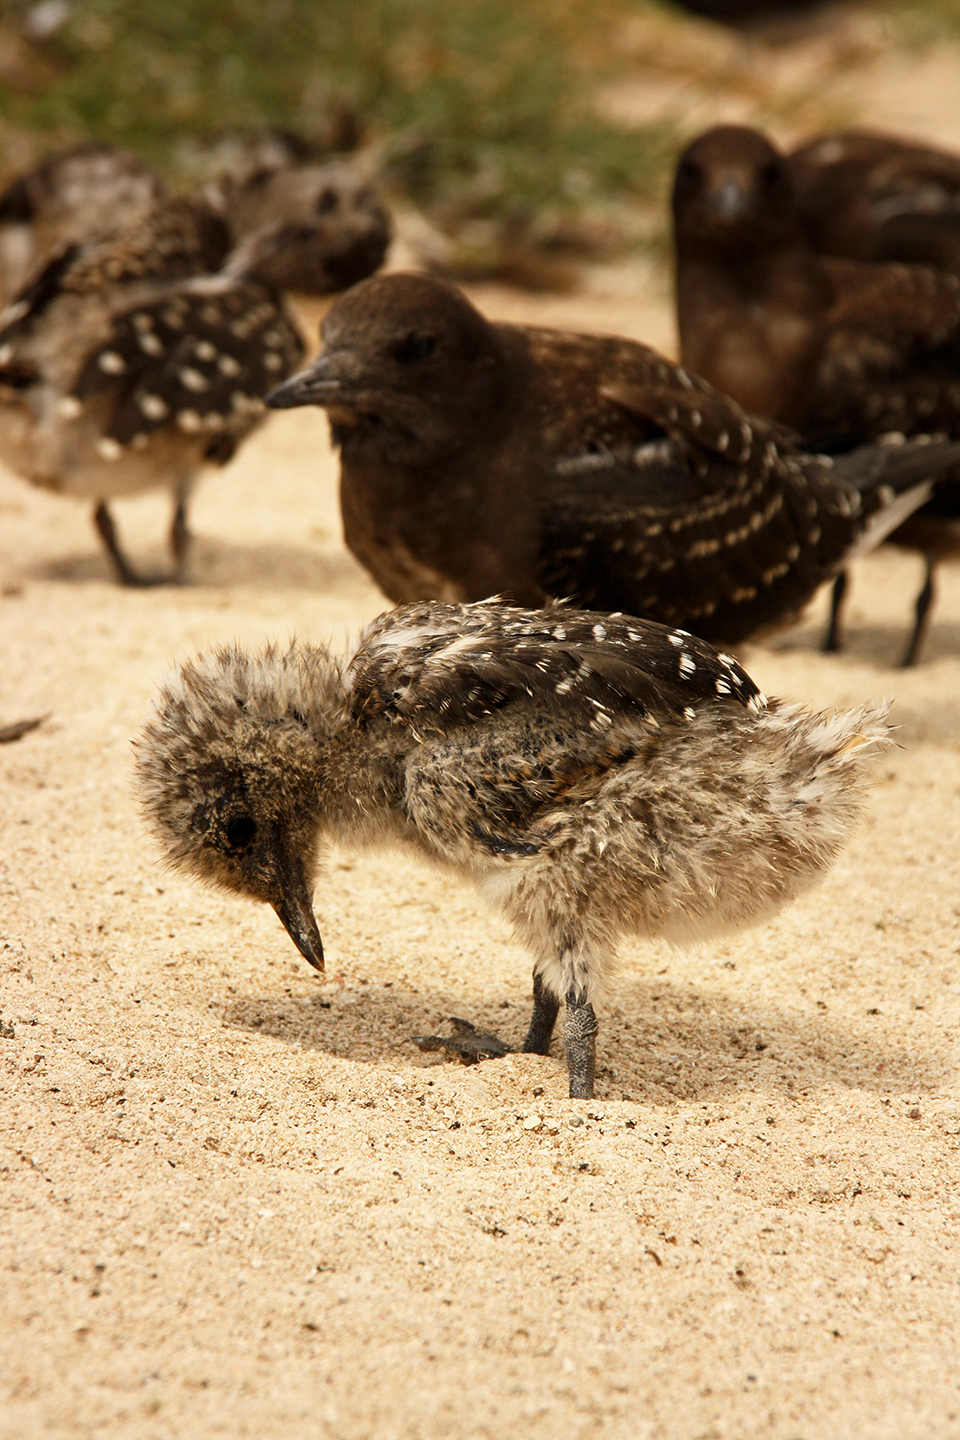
[[224, 813, 258, 850], [393, 333, 436, 364]]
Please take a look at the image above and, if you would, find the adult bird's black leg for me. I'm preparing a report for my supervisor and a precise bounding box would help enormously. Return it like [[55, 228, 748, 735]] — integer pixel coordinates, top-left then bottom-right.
[[900, 555, 935, 667], [823, 570, 848, 653], [169, 496, 191, 583], [93, 500, 173, 587], [522, 972, 560, 1055], [564, 987, 599, 1100], [94, 501, 148, 586]]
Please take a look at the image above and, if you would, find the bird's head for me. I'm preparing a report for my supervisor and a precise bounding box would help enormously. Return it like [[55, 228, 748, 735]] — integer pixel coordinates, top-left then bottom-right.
[[136, 641, 346, 972], [222, 162, 391, 294], [672, 125, 798, 256], [265, 271, 511, 463]]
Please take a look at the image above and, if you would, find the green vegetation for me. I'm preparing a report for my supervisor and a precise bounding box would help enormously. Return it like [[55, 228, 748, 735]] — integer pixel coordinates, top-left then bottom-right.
[[0, 0, 674, 217], [3, 0, 956, 250]]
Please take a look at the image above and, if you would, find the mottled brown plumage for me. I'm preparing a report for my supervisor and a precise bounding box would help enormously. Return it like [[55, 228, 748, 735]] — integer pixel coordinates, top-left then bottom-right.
[[672, 124, 960, 663], [266, 271, 960, 645], [136, 600, 889, 1099]]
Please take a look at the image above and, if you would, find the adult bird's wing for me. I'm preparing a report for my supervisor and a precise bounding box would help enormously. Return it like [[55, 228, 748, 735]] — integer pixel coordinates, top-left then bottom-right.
[[70, 276, 304, 463]]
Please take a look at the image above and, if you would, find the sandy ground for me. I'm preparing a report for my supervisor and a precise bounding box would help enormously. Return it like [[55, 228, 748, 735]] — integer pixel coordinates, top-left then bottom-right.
[[5, 87, 960, 1429]]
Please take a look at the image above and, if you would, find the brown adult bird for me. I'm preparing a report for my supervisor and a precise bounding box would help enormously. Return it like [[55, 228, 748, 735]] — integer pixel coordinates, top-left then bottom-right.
[[672, 123, 960, 664], [789, 129, 960, 274], [266, 271, 960, 646], [137, 599, 889, 1099]]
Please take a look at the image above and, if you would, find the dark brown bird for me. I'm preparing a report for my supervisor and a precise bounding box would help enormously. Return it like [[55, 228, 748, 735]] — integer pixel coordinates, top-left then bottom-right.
[[672, 124, 960, 664], [136, 599, 889, 1099], [789, 129, 960, 274], [266, 271, 959, 646], [0, 142, 167, 304]]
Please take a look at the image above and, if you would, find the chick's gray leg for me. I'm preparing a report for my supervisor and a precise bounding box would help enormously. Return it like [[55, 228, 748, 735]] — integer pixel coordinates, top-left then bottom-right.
[[94, 501, 183, 587], [564, 987, 599, 1100], [522, 971, 560, 1055]]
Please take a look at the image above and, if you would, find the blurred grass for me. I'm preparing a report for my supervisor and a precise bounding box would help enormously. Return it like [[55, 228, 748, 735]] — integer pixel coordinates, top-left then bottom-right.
[[0, 0, 676, 219], [893, 0, 960, 44], [2, 0, 958, 258]]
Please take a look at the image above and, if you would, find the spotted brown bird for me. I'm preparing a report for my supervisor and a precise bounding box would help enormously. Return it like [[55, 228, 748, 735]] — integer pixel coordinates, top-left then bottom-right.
[[266, 270, 960, 646], [0, 193, 308, 584], [136, 599, 889, 1099], [788, 129, 960, 274], [672, 124, 960, 663]]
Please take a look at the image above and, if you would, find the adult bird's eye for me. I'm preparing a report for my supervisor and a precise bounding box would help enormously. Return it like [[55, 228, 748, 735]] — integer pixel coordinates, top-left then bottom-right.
[[393, 333, 436, 364], [224, 813, 258, 850]]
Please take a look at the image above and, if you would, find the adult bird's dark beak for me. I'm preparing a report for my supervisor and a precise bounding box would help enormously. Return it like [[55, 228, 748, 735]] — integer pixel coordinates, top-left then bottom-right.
[[271, 851, 325, 972], [266, 354, 343, 410], [705, 176, 753, 223]]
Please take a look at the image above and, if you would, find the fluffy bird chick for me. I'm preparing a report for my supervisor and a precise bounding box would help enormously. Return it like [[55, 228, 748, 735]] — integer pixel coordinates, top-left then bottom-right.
[[213, 160, 391, 296], [0, 194, 309, 584], [0, 142, 166, 304], [789, 129, 960, 274], [137, 600, 889, 1099], [673, 124, 960, 664], [266, 270, 960, 646]]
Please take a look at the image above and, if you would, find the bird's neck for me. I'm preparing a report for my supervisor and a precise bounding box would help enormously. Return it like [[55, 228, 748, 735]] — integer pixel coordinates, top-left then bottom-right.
[[676, 240, 830, 428], [308, 725, 412, 851]]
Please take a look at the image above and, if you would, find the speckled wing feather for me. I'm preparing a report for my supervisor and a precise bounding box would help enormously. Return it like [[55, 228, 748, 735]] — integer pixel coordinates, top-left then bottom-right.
[[0, 196, 232, 351], [815, 258, 960, 434], [349, 601, 763, 733], [59, 197, 231, 292], [825, 257, 960, 347], [349, 602, 765, 857], [540, 382, 952, 643], [70, 278, 303, 460]]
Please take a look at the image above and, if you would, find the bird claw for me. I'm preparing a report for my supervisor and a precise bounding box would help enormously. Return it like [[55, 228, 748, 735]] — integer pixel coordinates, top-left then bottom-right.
[[411, 1017, 513, 1064]]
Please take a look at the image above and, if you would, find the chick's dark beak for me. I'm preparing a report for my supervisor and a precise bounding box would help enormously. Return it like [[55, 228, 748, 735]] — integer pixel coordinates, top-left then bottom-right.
[[266, 353, 345, 410], [271, 850, 325, 972]]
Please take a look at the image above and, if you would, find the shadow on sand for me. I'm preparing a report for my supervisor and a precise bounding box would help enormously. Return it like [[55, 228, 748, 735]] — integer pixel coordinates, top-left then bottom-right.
[[28, 534, 373, 594], [219, 971, 948, 1105]]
